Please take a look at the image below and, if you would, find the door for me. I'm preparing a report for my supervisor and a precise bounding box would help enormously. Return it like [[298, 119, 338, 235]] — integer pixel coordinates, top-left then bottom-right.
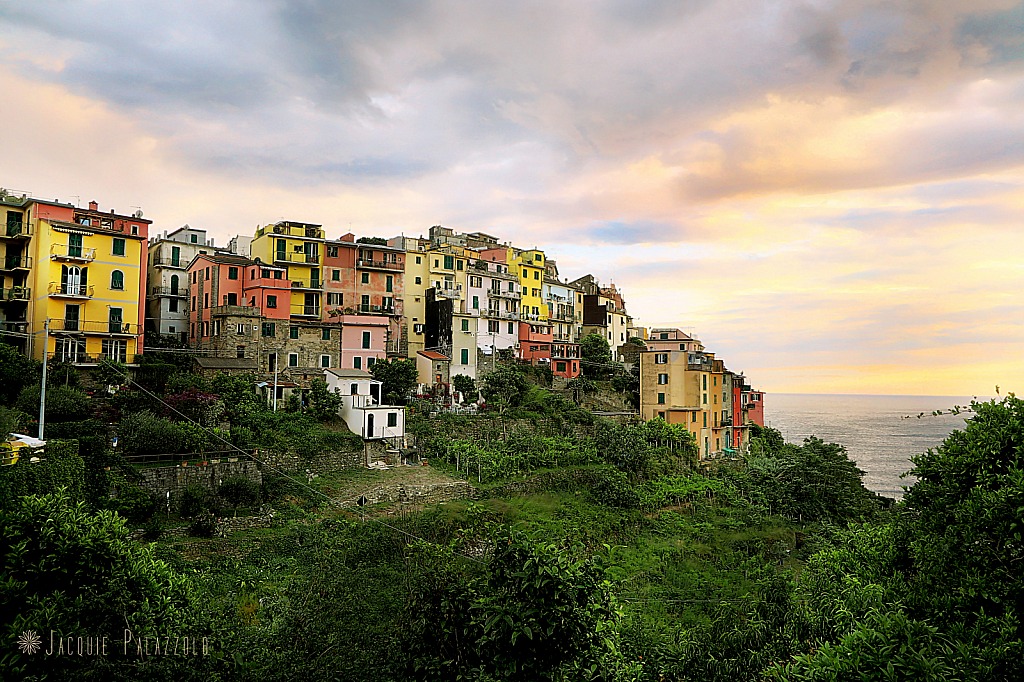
[[68, 234, 83, 258], [366, 413, 374, 438], [170, 274, 179, 295], [108, 307, 123, 334], [276, 239, 286, 261], [62, 265, 82, 295], [370, 383, 380, 403], [171, 246, 180, 267], [304, 293, 317, 315], [64, 304, 80, 332]]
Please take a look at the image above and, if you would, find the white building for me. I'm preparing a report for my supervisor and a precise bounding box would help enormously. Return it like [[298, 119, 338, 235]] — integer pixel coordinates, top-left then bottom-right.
[[146, 225, 213, 340], [324, 368, 405, 441], [468, 259, 519, 354]]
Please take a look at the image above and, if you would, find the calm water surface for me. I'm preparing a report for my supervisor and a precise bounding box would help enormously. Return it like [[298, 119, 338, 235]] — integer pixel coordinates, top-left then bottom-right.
[[764, 394, 984, 499]]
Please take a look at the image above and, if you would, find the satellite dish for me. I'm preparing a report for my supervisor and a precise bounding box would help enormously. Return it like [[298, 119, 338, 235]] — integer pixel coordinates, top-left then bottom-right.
[[133, 209, 144, 219]]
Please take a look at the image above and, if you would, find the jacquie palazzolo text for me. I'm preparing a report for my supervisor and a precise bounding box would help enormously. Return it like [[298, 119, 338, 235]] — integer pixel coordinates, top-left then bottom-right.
[[17, 630, 212, 657]]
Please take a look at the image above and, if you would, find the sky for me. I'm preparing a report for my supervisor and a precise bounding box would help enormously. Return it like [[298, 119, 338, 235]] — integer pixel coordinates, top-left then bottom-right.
[[1, 0, 1022, 396]]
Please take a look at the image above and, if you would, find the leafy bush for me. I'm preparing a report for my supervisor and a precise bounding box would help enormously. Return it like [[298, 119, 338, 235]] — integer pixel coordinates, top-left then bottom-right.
[[451, 374, 478, 403], [141, 517, 165, 541], [103, 474, 155, 523], [188, 510, 217, 538], [15, 384, 92, 424], [119, 410, 185, 456], [219, 476, 260, 516], [307, 378, 344, 422], [179, 484, 207, 518]]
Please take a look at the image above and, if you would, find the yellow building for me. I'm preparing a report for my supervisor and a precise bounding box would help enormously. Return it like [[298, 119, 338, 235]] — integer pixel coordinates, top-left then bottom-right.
[[0, 192, 149, 364], [639, 348, 725, 460], [511, 248, 546, 321], [250, 221, 324, 320], [389, 235, 431, 357]]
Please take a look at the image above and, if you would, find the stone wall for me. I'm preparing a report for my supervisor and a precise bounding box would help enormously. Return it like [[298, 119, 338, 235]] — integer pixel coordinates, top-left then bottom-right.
[[128, 507, 276, 543], [136, 460, 261, 499], [336, 480, 478, 508], [258, 447, 369, 476]]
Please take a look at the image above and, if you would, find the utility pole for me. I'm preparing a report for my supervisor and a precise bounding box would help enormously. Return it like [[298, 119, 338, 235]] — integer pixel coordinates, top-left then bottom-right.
[[38, 319, 49, 439], [273, 352, 279, 411]]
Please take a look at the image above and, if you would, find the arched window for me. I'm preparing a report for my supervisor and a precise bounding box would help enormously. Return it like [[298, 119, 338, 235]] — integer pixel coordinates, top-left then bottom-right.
[[110, 270, 124, 290], [170, 274, 179, 294]]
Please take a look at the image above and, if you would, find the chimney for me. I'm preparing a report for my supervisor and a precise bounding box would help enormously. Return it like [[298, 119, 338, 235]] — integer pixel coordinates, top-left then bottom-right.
[[88, 201, 98, 211]]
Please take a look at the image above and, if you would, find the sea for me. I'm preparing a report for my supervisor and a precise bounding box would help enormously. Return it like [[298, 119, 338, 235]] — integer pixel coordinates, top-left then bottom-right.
[[764, 393, 986, 500]]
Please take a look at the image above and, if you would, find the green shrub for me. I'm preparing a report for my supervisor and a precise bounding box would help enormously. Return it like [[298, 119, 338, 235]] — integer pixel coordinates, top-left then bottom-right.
[[179, 484, 207, 518], [119, 410, 185, 456], [218, 476, 260, 516], [188, 510, 217, 538], [141, 517, 165, 541]]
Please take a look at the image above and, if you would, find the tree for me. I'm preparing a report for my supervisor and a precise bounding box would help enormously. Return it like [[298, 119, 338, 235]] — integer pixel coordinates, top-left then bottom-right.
[[211, 371, 266, 424], [0, 342, 40, 405], [480, 364, 530, 415], [580, 332, 613, 379], [307, 378, 344, 421], [370, 358, 418, 404], [0, 489, 199, 680], [15, 384, 92, 425], [92, 358, 129, 391], [451, 374, 478, 403], [356, 236, 388, 245], [567, 376, 597, 405]]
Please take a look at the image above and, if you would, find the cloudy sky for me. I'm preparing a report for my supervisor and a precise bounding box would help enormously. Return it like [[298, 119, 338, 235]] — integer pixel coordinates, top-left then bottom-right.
[[2, 0, 1022, 396]]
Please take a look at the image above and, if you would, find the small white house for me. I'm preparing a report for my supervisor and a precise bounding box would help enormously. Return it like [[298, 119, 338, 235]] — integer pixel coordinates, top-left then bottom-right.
[[323, 368, 405, 441]]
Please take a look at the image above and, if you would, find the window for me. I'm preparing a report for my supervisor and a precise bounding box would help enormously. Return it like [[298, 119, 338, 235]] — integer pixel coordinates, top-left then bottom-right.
[[456, 259, 463, 270], [266, 295, 277, 308], [508, 322, 514, 334], [461, 318, 469, 332], [703, 375, 707, 390], [387, 413, 397, 427], [415, 276, 421, 284], [261, 322, 276, 337], [112, 237, 125, 256], [228, 266, 238, 280], [522, 269, 528, 278], [289, 353, 298, 367], [703, 393, 707, 404], [488, 320, 499, 333], [362, 331, 371, 349], [680, 343, 685, 350], [703, 412, 707, 428], [110, 270, 124, 290], [332, 269, 340, 281], [461, 348, 468, 364], [434, 259, 439, 267], [262, 269, 271, 278], [367, 356, 376, 367], [203, 293, 208, 309], [322, 327, 331, 340], [191, 296, 196, 311], [102, 339, 127, 363], [658, 373, 668, 384], [131, 224, 138, 235], [713, 376, 717, 386], [416, 256, 421, 264], [654, 353, 668, 364], [534, 270, 539, 279], [444, 255, 454, 270], [469, 276, 481, 287], [327, 246, 338, 258], [203, 321, 209, 337], [236, 345, 246, 358], [658, 393, 665, 405], [236, 324, 245, 335], [168, 298, 178, 312], [290, 326, 299, 339], [556, 361, 566, 372], [227, 292, 237, 306], [321, 355, 331, 368], [274, 271, 283, 279], [361, 272, 369, 284], [353, 356, 362, 369], [205, 266, 210, 280], [386, 275, 393, 292], [350, 383, 358, 395]]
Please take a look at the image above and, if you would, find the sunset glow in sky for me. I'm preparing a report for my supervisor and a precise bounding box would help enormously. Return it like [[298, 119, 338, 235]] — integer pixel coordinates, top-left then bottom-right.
[[2, 0, 1022, 395]]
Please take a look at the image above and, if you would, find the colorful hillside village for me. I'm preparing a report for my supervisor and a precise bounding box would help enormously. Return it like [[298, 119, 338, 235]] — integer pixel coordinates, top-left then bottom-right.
[[0, 189, 764, 460]]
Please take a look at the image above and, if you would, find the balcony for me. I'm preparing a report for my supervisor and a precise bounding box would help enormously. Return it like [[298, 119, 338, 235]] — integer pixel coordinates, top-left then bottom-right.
[[48, 282, 94, 299], [152, 256, 186, 268], [0, 287, 30, 302], [434, 284, 462, 300], [50, 243, 96, 262], [150, 286, 187, 298], [357, 304, 396, 315], [291, 279, 323, 290], [0, 320, 28, 333], [1, 221, 32, 239], [490, 289, 520, 300], [721, 415, 733, 427], [291, 304, 321, 317], [209, 305, 261, 317], [357, 258, 402, 272], [1, 255, 31, 270], [549, 311, 574, 322], [274, 251, 320, 265], [48, 318, 140, 335]]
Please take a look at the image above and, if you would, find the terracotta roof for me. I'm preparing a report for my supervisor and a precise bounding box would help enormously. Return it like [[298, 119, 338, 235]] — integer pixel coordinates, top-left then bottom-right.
[[194, 357, 259, 370], [418, 351, 450, 361], [324, 368, 373, 378]]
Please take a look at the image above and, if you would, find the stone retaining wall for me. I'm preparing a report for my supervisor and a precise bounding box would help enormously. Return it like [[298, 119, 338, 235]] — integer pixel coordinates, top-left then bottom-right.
[[129, 507, 276, 543], [136, 460, 262, 499], [337, 481, 479, 507]]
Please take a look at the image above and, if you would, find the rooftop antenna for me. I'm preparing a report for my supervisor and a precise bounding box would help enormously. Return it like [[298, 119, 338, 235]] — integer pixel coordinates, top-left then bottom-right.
[[69, 195, 80, 207]]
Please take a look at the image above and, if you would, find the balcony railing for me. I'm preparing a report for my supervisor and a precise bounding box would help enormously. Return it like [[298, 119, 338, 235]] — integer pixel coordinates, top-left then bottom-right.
[[291, 304, 321, 317], [50, 243, 96, 262], [150, 286, 187, 297], [47, 351, 129, 364], [357, 258, 402, 271], [48, 318, 140, 335], [151, 256, 185, 268], [274, 251, 320, 265], [0, 287, 30, 302], [357, 304, 396, 315], [2, 221, 31, 238], [48, 282, 94, 298], [434, 284, 462, 300], [1, 256, 31, 270], [490, 289, 520, 299], [0, 320, 28, 333], [209, 305, 261, 317], [721, 415, 733, 426], [291, 279, 323, 290]]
